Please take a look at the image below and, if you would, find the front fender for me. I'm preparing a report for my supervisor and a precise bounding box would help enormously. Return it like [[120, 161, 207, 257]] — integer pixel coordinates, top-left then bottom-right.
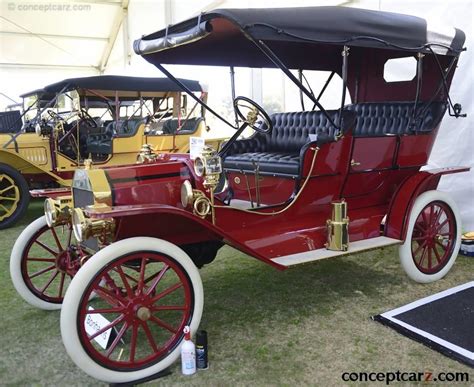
[[86, 204, 286, 270], [384, 166, 469, 241]]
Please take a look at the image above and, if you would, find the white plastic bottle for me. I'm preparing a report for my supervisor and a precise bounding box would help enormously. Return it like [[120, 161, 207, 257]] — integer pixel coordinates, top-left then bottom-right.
[[181, 325, 196, 375]]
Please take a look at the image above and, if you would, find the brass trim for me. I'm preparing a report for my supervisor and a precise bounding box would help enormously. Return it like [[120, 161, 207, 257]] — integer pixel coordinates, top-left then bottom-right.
[[326, 199, 349, 251]]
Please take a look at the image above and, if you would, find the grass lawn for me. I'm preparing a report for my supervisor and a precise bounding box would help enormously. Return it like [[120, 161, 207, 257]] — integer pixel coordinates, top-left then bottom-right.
[[0, 200, 473, 385]]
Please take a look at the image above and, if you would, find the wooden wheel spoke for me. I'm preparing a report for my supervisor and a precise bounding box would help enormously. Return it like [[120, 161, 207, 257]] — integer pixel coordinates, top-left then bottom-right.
[[137, 258, 147, 295], [151, 282, 183, 302], [129, 324, 138, 362], [151, 305, 186, 311], [414, 222, 426, 234], [40, 269, 59, 294], [427, 247, 433, 269], [141, 321, 159, 352], [0, 185, 15, 194], [34, 240, 58, 256], [433, 245, 442, 264], [418, 246, 428, 267], [145, 264, 169, 296], [50, 227, 63, 251], [88, 314, 125, 341], [433, 207, 443, 227], [412, 240, 426, 257], [435, 218, 449, 233], [30, 264, 56, 279], [106, 322, 128, 358], [428, 205, 435, 227], [436, 240, 448, 252], [0, 196, 16, 201], [58, 272, 66, 298], [150, 315, 178, 334], [94, 286, 127, 308], [421, 210, 429, 228], [27, 257, 56, 262], [115, 266, 133, 298]]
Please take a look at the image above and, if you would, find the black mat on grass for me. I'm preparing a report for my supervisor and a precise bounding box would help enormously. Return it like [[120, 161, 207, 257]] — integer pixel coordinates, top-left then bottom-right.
[[373, 282, 474, 368]]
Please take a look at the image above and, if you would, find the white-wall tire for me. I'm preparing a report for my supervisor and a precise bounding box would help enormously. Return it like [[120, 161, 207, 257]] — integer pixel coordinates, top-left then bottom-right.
[[399, 190, 461, 283], [60, 237, 203, 384], [10, 216, 63, 310]]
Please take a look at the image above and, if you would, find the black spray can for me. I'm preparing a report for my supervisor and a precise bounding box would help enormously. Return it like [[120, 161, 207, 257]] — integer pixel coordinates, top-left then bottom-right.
[[196, 330, 208, 370]]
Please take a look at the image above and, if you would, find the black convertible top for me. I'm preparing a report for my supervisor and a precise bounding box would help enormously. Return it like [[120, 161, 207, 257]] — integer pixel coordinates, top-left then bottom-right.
[[20, 75, 203, 97], [134, 6, 465, 69]]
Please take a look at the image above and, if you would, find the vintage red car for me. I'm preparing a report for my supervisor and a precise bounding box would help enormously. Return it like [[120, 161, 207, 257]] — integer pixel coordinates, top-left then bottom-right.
[[10, 6, 468, 384]]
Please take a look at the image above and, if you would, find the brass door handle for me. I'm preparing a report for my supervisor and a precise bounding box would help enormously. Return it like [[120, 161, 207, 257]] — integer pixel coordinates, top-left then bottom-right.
[[351, 159, 361, 167]]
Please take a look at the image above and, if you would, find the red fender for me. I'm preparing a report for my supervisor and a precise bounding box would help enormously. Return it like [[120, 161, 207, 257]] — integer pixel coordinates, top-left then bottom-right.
[[384, 166, 469, 241], [86, 204, 287, 271]]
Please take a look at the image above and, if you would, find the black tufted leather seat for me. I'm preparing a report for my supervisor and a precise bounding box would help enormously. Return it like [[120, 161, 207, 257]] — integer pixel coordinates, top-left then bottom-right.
[[163, 117, 203, 135], [223, 110, 355, 177], [347, 101, 447, 137]]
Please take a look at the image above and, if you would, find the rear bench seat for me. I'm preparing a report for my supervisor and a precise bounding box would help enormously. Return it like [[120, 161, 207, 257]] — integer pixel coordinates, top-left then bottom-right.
[[223, 110, 356, 176], [346, 101, 447, 136], [223, 101, 446, 177]]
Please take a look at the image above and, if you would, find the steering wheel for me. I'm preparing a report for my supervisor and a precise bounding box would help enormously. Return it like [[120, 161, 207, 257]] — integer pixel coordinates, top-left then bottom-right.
[[233, 96, 273, 134], [47, 110, 65, 122], [80, 108, 98, 128]]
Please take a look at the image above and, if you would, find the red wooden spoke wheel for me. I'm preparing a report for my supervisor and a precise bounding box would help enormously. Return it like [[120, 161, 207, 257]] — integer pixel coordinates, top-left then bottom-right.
[[410, 201, 455, 274], [60, 237, 203, 383], [399, 190, 461, 283], [10, 216, 88, 310], [79, 253, 193, 370]]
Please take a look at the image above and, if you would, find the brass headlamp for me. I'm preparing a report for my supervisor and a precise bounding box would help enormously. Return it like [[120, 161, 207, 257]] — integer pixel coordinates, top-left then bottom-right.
[[44, 196, 73, 227], [71, 208, 115, 242], [186, 146, 223, 223], [193, 146, 222, 188]]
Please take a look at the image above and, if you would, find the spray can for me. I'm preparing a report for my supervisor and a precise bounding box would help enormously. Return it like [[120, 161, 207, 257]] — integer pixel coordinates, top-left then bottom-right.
[[181, 326, 196, 375], [196, 330, 208, 370]]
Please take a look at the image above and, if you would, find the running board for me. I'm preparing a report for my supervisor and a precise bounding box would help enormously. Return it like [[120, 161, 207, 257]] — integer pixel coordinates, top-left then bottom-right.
[[271, 236, 402, 267]]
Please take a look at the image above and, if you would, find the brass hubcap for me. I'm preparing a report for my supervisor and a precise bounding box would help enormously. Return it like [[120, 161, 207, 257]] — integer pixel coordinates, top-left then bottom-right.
[[136, 306, 151, 321], [0, 174, 20, 222]]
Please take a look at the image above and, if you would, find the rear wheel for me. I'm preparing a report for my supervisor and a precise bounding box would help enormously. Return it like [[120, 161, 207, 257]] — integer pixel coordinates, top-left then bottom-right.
[[10, 216, 87, 310], [399, 190, 461, 283], [60, 237, 203, 384], [0, 163, 30, 229]]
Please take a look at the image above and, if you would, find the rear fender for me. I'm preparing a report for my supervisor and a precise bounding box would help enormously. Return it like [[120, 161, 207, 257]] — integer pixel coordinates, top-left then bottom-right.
[[384, 166, 469, 240], [86, 204, 286, 270]]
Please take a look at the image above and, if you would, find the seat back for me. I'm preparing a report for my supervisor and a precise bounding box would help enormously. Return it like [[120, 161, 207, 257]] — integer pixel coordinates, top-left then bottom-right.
[[265, 110, 345, 153], [0, 110, 22, 133], [346, 101, 447, 137], [162, 117, 203, 135]]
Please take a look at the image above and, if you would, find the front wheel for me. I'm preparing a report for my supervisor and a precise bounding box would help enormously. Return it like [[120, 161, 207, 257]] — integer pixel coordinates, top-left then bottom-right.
[[10, 216, 86, 310], [0, 163, 30, 229], [399, 190, 461, 283], [60, 237, 203, 384]]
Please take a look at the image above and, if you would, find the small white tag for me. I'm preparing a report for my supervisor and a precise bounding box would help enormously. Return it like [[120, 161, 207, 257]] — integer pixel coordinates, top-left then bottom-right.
[[309, 134, 318, 142], [84, 307, 113, 350], [190, 137, 205, 160]]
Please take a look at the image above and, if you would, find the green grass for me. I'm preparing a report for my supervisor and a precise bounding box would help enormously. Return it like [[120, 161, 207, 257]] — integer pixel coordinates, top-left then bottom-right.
[[0, 200, 473, 385]]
